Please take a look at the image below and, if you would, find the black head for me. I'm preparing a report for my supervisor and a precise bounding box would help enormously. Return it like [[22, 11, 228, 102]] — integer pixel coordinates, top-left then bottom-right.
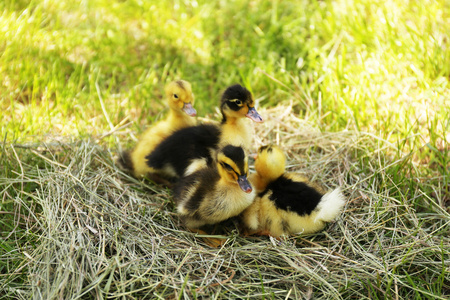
[[220, 84, 253, 110], [220, 145, 247, 176], [219, 84, 262, 123], [217, 145, 252, 193]]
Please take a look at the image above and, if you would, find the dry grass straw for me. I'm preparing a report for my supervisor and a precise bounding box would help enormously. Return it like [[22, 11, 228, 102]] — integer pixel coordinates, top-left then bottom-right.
[[1, 105, 449, 299]]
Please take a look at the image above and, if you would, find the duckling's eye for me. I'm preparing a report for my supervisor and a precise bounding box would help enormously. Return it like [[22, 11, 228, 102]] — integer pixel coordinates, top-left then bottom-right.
[[222, 163, 233, 171], [229, 99, 243, 106], [173, 94, 179, 99]]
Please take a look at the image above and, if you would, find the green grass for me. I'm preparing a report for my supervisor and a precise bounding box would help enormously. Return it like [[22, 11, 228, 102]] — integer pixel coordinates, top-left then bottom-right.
[[1, 0, 449, 298]]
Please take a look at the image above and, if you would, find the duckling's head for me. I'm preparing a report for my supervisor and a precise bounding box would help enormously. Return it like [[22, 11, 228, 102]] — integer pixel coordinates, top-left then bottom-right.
[[220, 84, 263, 123], [217, 145, 253, 193], [165, 80, 196, 116], [254, 145, 286, 181]]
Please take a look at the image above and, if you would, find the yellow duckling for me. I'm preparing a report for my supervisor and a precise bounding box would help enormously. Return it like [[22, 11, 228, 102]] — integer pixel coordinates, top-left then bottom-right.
[[173, 145, 255, 230], [241, 145, 346, 237], [146, 84, 263, 180], [118, 80, 196, 178]]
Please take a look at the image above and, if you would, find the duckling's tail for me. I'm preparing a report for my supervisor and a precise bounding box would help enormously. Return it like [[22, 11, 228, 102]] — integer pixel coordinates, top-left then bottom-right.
[[117, 150, 134, 172], [315, 187, 346, 223]]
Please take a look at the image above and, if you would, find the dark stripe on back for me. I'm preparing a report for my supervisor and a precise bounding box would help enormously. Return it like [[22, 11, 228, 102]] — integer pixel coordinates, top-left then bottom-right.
[[173, 168, 220, 213], [263, 175, 323, 216], [146, 124, 221, 178]]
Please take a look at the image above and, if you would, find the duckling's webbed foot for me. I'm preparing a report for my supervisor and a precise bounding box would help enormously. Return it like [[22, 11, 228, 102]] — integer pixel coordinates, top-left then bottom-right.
[[188, 228, 227, 248], [254, 229, 274, 237], [242, 228, 276, 238]]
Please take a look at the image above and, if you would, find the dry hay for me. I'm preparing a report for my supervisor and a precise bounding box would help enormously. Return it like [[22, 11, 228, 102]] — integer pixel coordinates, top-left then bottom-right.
[[1, 105, 448, 299]]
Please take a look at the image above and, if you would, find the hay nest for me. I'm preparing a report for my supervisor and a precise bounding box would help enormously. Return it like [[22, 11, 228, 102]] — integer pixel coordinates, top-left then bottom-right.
[[1, 105, 448, 299]]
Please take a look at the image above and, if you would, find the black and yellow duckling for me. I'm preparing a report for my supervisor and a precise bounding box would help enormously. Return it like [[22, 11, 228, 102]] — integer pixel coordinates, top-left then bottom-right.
[[218, 84, 263, 149], [146, 84, 263, 181], [241, 145, 346, 237], [118, 80, 196, 178], [173, 145, 255, 230]]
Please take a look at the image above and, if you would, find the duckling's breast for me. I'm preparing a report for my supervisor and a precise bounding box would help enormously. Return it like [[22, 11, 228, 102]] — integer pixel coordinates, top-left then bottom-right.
[[220, 119, 253, 150], [200, 185, 255, 223]]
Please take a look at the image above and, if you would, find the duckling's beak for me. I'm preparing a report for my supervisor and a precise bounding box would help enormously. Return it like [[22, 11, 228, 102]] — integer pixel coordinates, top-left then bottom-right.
[[237, 174, 253, 193], [182, 102, 197, 116], [246, 107, 263, 122]]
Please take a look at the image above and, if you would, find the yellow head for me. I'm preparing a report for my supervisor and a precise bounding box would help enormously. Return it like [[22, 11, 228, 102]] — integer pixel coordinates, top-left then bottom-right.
[[217, 145, 252, 193], [165, 80, 196, 116], [254, 145, 286, 182], [220, 84, 263, 123]]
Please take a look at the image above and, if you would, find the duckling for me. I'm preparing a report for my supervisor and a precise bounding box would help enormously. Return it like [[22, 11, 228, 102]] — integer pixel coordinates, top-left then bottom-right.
[[241, 145, 346, 237], [173, 145, 255, 229], [146, 84, 263, 181], [118, 80, 197, 178], [218, 84, 263, 150]]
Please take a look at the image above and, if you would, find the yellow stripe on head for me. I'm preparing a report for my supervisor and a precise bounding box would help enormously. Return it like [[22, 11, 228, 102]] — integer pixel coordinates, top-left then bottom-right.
[[217, 145, 248, 182]]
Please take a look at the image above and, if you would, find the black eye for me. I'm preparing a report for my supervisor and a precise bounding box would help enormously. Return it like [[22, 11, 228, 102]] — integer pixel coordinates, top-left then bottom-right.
[[173, 94, 179, 99], [222, 163, 233, 171], [235, 99, 242, 105]]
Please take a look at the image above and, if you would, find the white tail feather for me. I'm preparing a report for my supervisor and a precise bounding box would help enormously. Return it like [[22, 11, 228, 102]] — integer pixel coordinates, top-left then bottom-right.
[[315, 187, 346, 223]]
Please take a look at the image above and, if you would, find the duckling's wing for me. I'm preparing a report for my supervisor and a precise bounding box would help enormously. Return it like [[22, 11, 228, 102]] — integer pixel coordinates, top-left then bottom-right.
[[265, 175, 323, 216], [173, 167, 220, 227], [146, 124, 221, 178]]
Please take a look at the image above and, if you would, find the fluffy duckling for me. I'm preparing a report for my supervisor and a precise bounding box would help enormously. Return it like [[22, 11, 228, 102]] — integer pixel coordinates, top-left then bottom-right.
[[118, 80, 196, 178], [241, 145, 346, 237], [218, 84, 263, 149], [146, 84, 262, 180], [173, 145, 255, 229]]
